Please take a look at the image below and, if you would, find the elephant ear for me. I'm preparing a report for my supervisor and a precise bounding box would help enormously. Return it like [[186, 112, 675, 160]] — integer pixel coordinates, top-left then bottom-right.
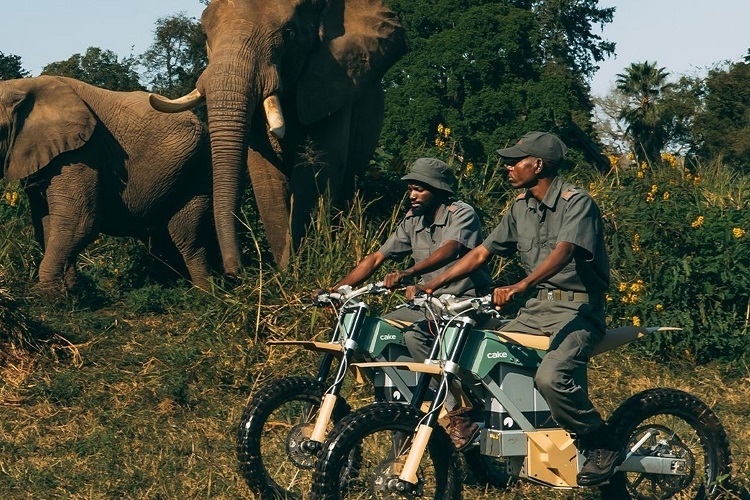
[[4, 77, 96, 180], [296, 0, 407, 125]]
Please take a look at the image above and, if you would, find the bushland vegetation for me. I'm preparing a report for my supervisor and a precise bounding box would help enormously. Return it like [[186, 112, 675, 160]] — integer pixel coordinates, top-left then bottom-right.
[[1, 134, 749, 497]]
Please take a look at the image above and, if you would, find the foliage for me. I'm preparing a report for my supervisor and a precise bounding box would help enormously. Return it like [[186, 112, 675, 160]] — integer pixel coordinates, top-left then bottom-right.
[[381, 0, 614, 165], [0, 52, 30, 80], [692, 57, 750, 172], [599, 154, 750, 361], [41, 47, 144, 91], [615, 61, 673, 164], [139, 13, 207, 98]]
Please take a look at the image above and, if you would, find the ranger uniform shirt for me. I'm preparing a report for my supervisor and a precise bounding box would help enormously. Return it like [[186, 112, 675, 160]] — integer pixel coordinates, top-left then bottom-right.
[[379, 201, 493, 297], [483, 176, 609, 295]]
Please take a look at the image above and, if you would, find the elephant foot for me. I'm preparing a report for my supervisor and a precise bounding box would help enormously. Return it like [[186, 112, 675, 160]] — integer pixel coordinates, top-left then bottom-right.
[[30, 280, 70, 303]]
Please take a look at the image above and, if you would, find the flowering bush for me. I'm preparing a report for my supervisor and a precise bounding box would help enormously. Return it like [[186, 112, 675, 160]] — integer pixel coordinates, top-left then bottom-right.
[[596, 157, 750, 361]]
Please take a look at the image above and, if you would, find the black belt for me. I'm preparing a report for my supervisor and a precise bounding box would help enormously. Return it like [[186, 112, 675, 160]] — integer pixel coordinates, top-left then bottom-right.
[[538, 289, 590, 303]]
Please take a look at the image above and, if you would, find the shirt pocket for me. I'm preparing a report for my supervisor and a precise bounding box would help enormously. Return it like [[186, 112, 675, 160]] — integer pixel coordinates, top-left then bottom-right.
[[516, 238, 534, 271], [412, 244, 430, 264]]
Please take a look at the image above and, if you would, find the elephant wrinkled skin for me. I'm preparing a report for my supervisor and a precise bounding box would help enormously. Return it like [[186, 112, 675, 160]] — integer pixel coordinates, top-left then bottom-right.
[[150, 0, 407, 272], [0, 76, 215, 292]]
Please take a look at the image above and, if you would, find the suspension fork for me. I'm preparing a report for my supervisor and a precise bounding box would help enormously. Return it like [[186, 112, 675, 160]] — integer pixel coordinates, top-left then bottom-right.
[[399, 316, 476, 486], [310, 301, 370, 444]]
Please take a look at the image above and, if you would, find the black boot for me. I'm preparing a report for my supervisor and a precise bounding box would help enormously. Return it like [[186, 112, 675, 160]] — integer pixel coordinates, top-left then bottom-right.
[[577, 426, 626, 487]]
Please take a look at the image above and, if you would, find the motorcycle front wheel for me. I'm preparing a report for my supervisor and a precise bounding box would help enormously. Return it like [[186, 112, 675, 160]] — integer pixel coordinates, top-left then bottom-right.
[[311, 402, 461, 499], [236, 376, 351, 498], [601, 388, 732, 499]]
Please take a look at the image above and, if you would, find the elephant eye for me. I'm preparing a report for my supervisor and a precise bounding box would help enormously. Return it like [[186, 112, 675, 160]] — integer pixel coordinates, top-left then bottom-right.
[[283, 26, 296, 41]]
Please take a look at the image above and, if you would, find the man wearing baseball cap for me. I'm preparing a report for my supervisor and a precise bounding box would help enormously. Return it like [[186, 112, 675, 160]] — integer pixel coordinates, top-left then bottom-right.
[[323, 157, 492, 446], [415, 132, 622, 485]]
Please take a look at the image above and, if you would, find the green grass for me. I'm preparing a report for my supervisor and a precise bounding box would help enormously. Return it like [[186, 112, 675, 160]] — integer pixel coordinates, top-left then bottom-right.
[[2, 156, 750, 498], [1, 274, 748, 499]]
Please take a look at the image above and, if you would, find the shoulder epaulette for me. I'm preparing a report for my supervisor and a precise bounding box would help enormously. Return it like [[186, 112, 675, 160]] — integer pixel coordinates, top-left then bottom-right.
[[515, 192, 527, 201], [448, 204, 458, 212], [561, 189, 580, 201]]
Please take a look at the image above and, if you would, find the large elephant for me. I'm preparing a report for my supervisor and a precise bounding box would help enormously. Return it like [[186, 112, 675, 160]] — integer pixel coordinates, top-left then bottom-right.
[[0, 76, 215, 291], [150, 0, 407, 272]]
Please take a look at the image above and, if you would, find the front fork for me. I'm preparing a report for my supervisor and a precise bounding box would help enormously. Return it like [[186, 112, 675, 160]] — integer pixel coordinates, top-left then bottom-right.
[[398, 316, 475, 487], [307, 303, 369, 448]]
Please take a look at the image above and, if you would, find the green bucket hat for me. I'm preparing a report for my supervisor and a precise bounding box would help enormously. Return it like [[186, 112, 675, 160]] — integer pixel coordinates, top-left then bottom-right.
[[401, 158, 455, 195]]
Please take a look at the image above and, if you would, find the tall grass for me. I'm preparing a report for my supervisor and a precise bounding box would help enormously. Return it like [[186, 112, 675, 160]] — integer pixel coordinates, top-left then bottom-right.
[[1, 155, 749, 497]]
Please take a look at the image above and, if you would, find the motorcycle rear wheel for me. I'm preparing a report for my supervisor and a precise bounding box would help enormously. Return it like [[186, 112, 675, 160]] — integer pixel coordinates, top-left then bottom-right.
[[601, 388, 732, 499]]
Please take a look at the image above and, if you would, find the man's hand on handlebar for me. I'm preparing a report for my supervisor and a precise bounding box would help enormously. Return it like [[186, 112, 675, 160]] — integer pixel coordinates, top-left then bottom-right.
[[383, 269, 414, 289], [491, 282, 527, 310], [407, 284, 432, 301]]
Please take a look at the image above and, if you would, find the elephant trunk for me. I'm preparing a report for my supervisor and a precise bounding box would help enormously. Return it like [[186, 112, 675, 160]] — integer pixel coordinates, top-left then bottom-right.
[[205, 80, 254, 277]]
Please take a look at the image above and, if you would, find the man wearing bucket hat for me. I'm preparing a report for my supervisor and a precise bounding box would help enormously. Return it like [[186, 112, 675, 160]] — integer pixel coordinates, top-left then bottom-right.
[[415, 132, 623, 485], [323, 158, 492, 447], [329, 157, 491, 297]]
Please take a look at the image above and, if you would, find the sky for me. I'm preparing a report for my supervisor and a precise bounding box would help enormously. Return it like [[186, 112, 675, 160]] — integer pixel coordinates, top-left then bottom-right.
[[2, 1, 750, 97]]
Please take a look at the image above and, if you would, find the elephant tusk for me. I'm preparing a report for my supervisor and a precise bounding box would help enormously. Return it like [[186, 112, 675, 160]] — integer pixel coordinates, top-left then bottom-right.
[[149, 89, 205, 113], [263, 95, 286, 139]]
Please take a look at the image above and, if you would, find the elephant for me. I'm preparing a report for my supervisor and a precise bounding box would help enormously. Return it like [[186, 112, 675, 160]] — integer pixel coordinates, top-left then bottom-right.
[[149, 0, 407, 273], [0, 76, 215, 292]]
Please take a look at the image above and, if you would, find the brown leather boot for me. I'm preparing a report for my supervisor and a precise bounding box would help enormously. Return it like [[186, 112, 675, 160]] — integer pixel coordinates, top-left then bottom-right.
[[446, 408, 479, 451]]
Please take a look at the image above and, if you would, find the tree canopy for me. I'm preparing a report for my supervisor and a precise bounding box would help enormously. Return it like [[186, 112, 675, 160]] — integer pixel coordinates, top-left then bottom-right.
[[380, 0, 615, 166], [140, 13, 207, 98], [0, 52, 30, 80], [692, 57, 750, 171], [41, 47, 143, 91]]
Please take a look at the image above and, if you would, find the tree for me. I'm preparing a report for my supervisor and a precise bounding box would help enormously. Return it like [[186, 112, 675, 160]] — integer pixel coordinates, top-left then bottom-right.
[[615, 61, 672, 164], [692, 58, 750, 171], [0, 52, 30, 80], [42, 47, 143, 91], [140, 13, 207, 98], [380, 0, 615, 167]]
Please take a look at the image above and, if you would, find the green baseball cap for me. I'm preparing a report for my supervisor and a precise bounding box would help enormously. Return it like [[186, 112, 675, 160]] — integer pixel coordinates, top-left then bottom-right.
[[496, 131, 568, 166], [401, 158, 455, 194]]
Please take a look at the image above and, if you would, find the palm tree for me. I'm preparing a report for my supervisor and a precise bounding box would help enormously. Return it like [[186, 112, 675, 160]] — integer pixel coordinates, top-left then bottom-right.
[[616, 61, 672, 164]]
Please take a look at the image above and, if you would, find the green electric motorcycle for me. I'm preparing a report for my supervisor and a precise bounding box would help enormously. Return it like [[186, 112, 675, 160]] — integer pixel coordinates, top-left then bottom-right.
[[311, 294, 732, 499]]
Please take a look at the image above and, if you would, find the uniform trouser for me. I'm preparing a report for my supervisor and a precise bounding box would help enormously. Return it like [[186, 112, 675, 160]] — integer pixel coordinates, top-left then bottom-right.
[[499, 297, 607, 437], [382, 307, 461, 410]]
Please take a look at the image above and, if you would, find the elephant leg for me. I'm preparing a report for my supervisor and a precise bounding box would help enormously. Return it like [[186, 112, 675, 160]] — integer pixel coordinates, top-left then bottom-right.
[[167, 194, 213, 289], [345, 86, 386, 203], [247, 147, 292, 267], [37, 163, 99, 289], [24, 185, 50, 251], [289, 106, 352, 246]]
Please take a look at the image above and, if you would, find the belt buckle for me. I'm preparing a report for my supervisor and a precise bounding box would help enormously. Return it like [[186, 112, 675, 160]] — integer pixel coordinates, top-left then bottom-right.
[[547, 290, 554, 301]]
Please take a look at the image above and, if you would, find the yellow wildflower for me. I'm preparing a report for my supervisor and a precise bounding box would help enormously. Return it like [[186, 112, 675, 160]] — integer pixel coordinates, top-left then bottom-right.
[[733, 227, 746, 239], [693, 174, 701, 184], [662, 191, 670, 201], [437, 123, 444, 135], [691, 216, 705, 228], [443, 127, 451, 138], [606, 295, 613, 302], [465, 162, 474, 174], [655, 304, 664, 312], [650, 184, 658, 194], [630, 279, 645, 292], [636, 171, 644, 179], [618, 282, 627, 292], [645, 192, 655, 203], [632, 234, 640, 252], [632, 316, 641, 326]]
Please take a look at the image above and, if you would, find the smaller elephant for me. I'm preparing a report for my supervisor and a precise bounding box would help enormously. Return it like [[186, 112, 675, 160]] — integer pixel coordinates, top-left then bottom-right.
[[0, 76, 215, 292]]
